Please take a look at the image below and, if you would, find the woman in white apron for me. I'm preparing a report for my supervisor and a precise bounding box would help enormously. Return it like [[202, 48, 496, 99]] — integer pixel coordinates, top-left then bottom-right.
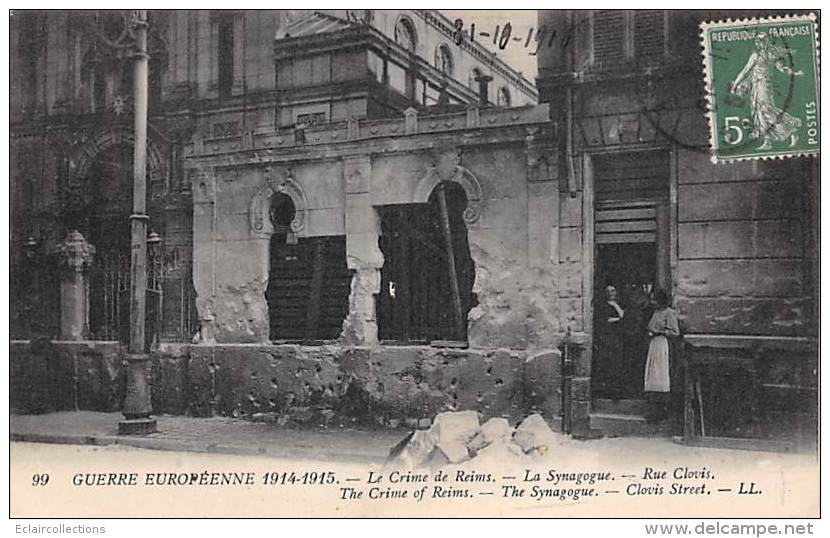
[[644, 288, 679, 422]]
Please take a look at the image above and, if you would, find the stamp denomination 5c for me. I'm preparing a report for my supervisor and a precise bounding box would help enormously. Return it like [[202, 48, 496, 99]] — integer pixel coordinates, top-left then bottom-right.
[[701, 14, 820, 162]]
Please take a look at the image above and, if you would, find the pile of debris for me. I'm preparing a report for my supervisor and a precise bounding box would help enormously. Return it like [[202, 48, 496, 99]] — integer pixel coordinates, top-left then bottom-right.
[[388, 411, 567, 468]]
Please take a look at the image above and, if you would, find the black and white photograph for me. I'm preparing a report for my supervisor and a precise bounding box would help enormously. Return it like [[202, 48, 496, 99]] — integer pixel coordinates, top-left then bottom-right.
[[6, 5, 822, 522]]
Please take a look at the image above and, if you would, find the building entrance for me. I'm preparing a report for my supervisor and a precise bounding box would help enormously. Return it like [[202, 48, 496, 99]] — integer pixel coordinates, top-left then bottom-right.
[[589, 151, 671, 428], [593, 240, 656, 400]]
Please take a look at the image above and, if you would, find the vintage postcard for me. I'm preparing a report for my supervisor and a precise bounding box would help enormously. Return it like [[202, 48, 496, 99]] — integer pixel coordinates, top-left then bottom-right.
[[7, 7, 821, 523]]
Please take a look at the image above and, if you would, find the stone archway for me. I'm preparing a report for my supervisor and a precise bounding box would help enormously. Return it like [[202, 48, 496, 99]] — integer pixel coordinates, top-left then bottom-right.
[[68, 128, 167, 341], [71, 127, 166, 193], [413, 161, 482, 226], [248, 169, 309, 239]]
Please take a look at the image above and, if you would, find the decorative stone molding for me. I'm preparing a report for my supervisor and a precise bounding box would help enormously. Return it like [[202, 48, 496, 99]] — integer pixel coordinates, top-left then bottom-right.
[[414, 152, 483, 225], [56, 230, 96, 273], [248, 167, 308, 238]]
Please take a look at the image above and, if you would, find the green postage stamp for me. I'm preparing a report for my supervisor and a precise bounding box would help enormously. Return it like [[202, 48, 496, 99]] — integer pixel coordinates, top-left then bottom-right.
[[701, 14, 820, 162]]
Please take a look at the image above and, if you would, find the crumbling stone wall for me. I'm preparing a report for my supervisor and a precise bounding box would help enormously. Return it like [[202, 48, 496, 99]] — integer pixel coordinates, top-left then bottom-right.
[[10, 341, 563, 428], [174, 108, 570, 428], [187, 107, 564, 352]]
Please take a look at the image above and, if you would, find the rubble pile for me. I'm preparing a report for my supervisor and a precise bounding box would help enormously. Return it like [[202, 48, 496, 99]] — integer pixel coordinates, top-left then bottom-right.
[[389, 411, 567, 468]]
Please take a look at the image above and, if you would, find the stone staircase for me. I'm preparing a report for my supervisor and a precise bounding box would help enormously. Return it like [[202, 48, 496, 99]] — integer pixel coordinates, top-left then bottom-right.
[[589, 398, 674, 437]]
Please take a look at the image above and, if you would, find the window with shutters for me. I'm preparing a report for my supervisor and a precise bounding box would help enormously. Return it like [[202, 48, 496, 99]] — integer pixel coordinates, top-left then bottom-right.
[[633, 10, 668, 64], [592, 10, 626, 68], [376, 182, 476, 344], [266, 193, 353, 343], [590, 10, 669, 69]]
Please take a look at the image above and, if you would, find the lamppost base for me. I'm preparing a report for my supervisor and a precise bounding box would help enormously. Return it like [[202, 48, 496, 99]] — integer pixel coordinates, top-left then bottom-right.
[[118, 418, 157, 435]]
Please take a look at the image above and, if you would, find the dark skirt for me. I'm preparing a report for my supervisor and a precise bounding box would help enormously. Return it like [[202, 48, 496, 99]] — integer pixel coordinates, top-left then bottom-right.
[[593, 322, 623, 398]]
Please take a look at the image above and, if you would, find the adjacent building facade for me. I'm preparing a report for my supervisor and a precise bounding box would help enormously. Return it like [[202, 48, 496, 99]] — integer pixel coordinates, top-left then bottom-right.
[[536, 10, 818, 445]]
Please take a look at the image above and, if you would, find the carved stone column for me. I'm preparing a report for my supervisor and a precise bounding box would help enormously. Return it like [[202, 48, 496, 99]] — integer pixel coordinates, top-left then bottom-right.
[[56, 230, 95, 341]]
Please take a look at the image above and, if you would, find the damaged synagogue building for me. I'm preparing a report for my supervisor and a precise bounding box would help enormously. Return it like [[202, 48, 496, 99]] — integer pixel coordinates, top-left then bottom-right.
[[10, 10, 818, 448]]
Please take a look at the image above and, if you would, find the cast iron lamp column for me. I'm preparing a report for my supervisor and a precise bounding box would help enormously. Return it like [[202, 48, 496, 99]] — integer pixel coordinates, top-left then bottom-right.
[[116, 9, 156, 435]]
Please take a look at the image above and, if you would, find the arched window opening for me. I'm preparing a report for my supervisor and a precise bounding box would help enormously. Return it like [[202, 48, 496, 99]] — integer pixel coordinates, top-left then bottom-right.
[[270, 191, 296, 235], [377, 181, 476, 344], [434, 44, 454, 76], [266, 193, 352, 343], [394, 16, 417, 53], [497, 87, 511, 107], [217, 14, 235, 98]]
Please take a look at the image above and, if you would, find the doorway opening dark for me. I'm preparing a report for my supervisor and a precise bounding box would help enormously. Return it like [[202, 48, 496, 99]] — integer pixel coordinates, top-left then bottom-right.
[[593, 242, 656, 400], [376, 181, 476, 344], [266, 192, 352, 342]]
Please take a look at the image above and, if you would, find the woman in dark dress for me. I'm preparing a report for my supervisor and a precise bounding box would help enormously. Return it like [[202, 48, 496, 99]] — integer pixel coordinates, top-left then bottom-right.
[[593, 285, 625, 399]]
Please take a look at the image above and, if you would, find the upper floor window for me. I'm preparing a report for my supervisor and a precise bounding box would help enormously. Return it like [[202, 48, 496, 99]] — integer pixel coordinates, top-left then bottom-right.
[[435, 44, 454, 76], [592, 10, 626, 68], [394, 16, 417, 53], [590, 10, 668, 69], [497, 87, 511, 107], [633, 10, 668, 63], [17, 12, 46, 114], [217, 15, 234, 97]]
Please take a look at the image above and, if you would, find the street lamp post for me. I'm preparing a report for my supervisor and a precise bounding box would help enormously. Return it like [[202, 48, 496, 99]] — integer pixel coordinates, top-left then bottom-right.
[[115, 9, 156, 435]]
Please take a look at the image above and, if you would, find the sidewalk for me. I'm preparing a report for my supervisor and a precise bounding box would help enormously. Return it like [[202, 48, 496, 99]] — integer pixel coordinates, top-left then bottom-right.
[[10, 411, 406, 464]]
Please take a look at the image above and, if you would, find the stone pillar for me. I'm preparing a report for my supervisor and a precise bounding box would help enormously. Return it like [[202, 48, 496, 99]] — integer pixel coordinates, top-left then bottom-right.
[[56, 230, 95, 341], [190, 166, 217, 344], [341, 156, 383, 345]]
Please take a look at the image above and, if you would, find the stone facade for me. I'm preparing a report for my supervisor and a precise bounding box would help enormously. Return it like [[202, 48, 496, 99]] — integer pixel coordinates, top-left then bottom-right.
[[10, 9, 537, 340], [10, 10, 572, 431], [184, 105, 559, 347], [11, 9, 816, 442], [536, 10, 818, 439]]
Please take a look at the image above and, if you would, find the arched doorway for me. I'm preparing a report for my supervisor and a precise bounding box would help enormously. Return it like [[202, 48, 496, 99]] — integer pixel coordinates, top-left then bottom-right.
[[376, 181, 476, 343], [265, 192, 352, 342]]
